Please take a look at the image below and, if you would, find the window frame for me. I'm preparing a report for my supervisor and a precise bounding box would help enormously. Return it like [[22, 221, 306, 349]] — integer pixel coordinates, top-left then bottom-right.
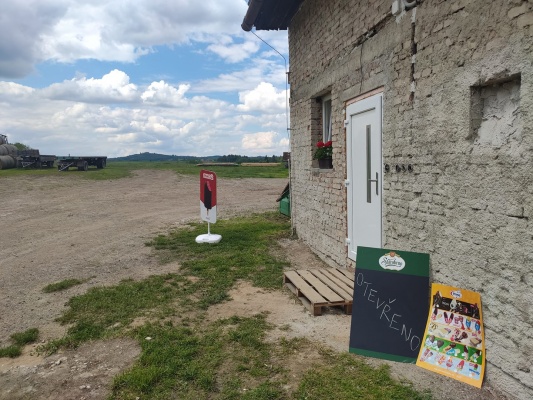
[[322, 94, 332, 143]]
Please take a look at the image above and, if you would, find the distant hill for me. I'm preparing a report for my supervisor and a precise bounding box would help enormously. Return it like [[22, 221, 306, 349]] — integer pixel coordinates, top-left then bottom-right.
[[109, 152, 208, 162], [109, 152, 284, 163]]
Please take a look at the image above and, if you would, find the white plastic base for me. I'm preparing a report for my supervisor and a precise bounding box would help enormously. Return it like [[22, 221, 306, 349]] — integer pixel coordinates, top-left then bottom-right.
[[195, 233, 222, 244]]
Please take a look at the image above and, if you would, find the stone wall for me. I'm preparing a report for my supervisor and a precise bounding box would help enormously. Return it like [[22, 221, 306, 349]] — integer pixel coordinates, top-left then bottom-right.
[[288, 0, 533, 398]]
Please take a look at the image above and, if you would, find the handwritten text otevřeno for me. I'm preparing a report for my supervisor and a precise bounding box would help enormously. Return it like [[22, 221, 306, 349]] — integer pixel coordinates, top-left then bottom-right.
[[356, 271, 421, 352]]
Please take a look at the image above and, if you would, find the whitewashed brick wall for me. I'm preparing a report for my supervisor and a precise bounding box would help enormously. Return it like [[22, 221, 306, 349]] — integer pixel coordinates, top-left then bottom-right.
[[288, 0, 533, 398]]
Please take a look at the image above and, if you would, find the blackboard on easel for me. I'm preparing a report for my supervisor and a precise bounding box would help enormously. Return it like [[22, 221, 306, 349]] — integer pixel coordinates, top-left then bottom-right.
[[349, 246, 430, 363]]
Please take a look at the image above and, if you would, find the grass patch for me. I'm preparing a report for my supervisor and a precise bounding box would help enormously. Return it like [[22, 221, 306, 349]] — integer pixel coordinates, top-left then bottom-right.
[[294, 351, 431, 400], [34, 212, 431, 399], [41, 213, 289, 354], [111, 314, 281, 400], [1, 160, 288, 181], [11, 328, 39, 346], [0, 328, 39, 358], [0, 345, 22, 358], [43, 278, 87, 293], [104, 161, 288, 179], [146, 212, 292, 308], [38, 274, 194, 353]]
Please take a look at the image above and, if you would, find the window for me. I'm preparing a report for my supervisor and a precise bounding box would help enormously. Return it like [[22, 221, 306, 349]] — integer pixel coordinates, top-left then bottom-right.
[[310, 93, 333, 169], [322, 94, 332, 142]]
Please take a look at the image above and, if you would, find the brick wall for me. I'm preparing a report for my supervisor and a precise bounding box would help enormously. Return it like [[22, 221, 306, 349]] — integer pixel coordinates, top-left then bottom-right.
[[288, 0, 533, 398]]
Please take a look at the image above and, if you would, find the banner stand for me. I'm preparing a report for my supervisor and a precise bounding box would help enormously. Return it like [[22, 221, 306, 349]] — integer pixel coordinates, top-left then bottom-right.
[[195, 222, 221, 243], [196, 169, 221, 244]]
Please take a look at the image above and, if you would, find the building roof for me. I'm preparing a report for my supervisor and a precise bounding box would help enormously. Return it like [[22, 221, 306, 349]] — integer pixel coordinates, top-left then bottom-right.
[[241, 0, 304, 31]]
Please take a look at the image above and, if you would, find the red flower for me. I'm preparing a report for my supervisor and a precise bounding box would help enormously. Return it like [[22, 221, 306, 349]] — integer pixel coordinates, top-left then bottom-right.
[[313, 139, 333, 160]]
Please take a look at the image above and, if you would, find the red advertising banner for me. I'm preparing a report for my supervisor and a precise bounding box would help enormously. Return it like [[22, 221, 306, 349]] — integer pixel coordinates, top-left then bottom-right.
[[200, 170, 217, 223]]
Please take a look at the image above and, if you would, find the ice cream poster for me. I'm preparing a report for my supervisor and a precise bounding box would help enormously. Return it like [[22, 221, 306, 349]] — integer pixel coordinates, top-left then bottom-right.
[[200, 170, 217, 223], [416, 283, 485, 388]]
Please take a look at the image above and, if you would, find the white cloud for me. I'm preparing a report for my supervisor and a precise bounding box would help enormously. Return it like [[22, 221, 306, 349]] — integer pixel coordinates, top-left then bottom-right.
[[0, 0, 292, 159], [0, 68, 289, 157], [237, 82, 287, 112], [0, 0, 292, 82], [41, 69, 138, 103], [0, 81, 35, 96], [242, 131, 279, 151], [0, 0, 67, 78], [247, 30, 289, 57], [207, 39, 260, 63], [141, 81, 190, 106], [0, 0, 250, 78], [194, 59, 287, 94]]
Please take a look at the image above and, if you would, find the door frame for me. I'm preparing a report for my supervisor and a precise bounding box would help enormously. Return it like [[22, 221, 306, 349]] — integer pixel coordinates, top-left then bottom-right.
[[345, 91, 383, 261]]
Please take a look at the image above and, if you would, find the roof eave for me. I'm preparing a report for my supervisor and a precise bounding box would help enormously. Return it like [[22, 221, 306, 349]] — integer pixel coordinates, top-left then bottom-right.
[[241, 0, 303, 32]]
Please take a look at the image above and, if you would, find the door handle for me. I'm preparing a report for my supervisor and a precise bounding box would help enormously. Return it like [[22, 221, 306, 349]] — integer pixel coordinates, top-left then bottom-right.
[[366, 126, 379, 203], [369, 172, 379, 195]]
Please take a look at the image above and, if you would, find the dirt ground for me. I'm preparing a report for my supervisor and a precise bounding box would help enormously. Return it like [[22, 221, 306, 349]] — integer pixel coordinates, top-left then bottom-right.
[[0, 170, 507, 399]]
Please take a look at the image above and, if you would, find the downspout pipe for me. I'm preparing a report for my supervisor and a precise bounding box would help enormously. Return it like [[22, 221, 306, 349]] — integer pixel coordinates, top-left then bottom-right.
[[241, 0, 264, 31]]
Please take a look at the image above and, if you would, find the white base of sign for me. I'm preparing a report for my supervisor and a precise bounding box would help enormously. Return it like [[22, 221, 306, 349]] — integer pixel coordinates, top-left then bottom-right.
[[195, 233, 222, 244]]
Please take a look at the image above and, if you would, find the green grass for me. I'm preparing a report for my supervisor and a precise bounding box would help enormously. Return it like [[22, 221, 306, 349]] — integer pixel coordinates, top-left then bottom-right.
[[111, 314, 277, 400], [0, 328, 39, 358], [29, 212, 431, 399], [146, 212, 292, 308], [39, 213, 290, 353], [0, 167, 58, 178], [11, 328, 39, 346], [294, 351, 431, 400], [0, 345, 22, 358], [106, 161, 289, 179], [43, 278, 87, 293], [39, 274, 193, 353], [0, 160, 289, 181]]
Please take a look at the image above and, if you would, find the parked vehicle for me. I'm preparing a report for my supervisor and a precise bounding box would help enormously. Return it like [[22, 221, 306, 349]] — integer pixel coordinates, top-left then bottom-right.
[[17, 150, 56, 168], [57, 156, 107, 171]]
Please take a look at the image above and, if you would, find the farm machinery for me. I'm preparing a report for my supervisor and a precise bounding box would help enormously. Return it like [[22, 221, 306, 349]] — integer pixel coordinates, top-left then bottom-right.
[[57, 156, 107, 171], [18, 149, 57, 168]]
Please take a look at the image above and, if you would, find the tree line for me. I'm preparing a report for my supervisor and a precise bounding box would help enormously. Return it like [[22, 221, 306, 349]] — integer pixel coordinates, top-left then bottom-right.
[[216, 154, 283, 163]]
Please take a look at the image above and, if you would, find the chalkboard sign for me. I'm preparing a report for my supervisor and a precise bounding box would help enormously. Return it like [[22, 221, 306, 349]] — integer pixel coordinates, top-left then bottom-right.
[[349, 246, 430, 363]]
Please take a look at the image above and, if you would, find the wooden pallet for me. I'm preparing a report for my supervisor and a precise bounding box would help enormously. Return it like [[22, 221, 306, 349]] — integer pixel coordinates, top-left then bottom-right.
[[283, 268, 355, 316]]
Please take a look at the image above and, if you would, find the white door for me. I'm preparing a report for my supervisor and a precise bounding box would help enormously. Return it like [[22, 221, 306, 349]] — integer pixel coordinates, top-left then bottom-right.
[[346, 94, 382, 260]]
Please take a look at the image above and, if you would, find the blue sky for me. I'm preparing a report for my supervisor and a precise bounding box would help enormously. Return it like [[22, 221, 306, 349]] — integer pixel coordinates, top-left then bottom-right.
[[0, 0, 290, 157]]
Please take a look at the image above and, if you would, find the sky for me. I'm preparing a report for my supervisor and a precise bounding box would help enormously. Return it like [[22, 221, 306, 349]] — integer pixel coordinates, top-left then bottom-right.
[[0, 0, 290, 158]]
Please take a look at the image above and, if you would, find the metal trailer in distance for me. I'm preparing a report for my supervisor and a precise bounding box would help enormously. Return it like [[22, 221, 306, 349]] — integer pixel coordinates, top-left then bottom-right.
[[18, 150, 57, 168], [57, 156, 107, 171]]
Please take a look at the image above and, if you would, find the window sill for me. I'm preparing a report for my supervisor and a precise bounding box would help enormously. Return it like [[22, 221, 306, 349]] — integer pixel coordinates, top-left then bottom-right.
[[312, 166, 335, 174]]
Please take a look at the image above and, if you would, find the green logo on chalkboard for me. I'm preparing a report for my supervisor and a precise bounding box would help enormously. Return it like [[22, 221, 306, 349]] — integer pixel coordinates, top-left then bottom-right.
[[379, 251, 405, 271]]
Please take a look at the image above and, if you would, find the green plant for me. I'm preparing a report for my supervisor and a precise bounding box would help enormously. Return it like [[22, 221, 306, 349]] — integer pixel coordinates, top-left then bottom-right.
[[0, 328, 40, 358], [294, 352, 432, 400], [313, 140, 332, 160], [0, 160, 289, 180], [43, 278, 86, 293], [32, 212, 432, 399], [0, 345, 22, 358], [11, 328, 39, 346]]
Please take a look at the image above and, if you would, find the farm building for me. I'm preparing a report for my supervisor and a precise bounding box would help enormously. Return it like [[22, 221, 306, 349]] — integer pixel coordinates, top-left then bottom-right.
[[243, 0, 532, 398]]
